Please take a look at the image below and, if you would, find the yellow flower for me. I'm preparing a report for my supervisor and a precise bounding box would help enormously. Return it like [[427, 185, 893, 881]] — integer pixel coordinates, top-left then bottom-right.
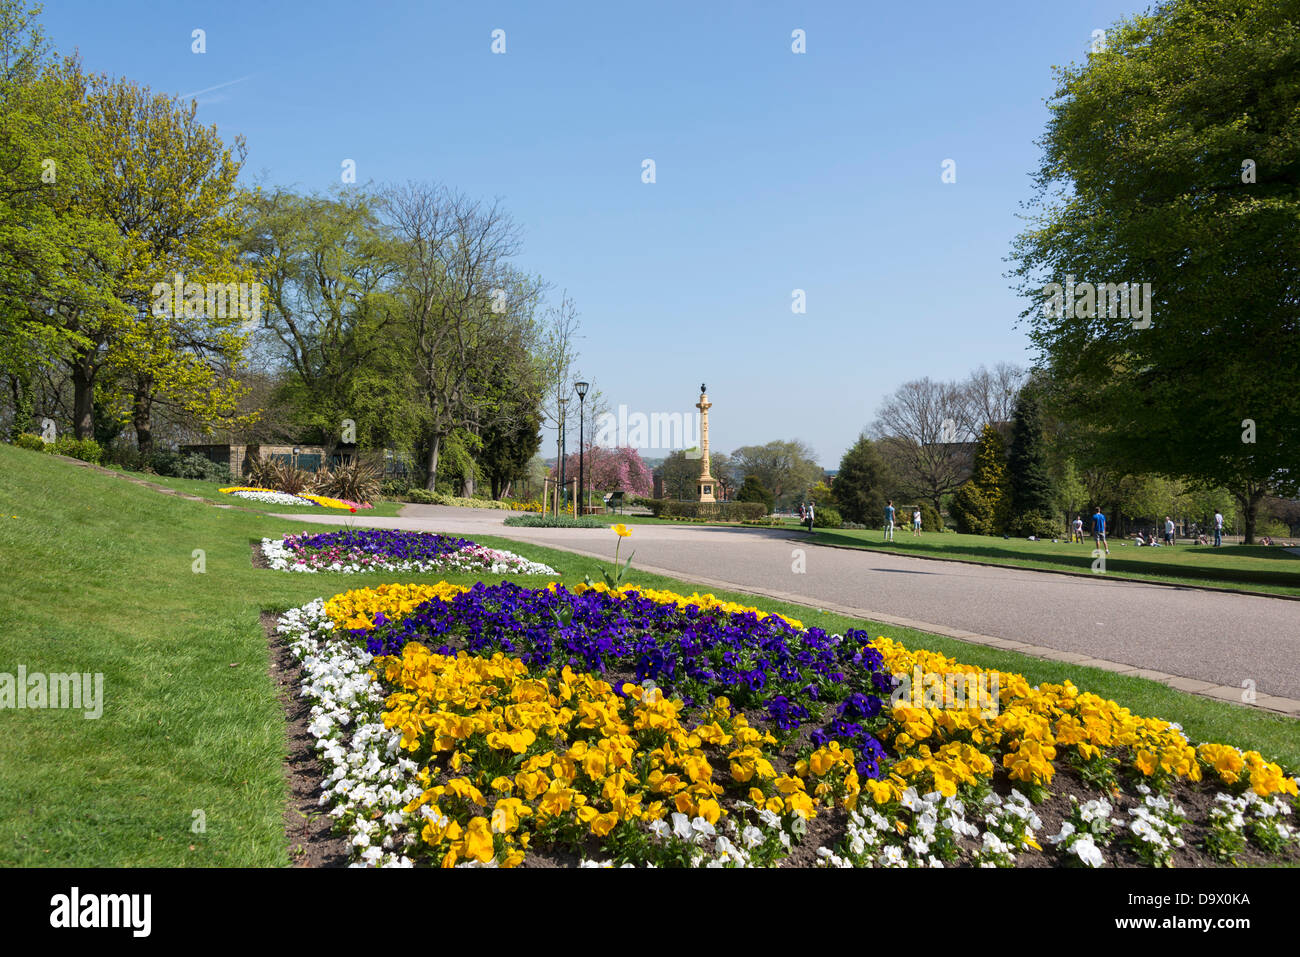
[[462, 816, 495, 863], [611, 523, 632, 538], [695, 799, 722, 824], [591, 811, 619, 837], [491, 798, 529, 834]]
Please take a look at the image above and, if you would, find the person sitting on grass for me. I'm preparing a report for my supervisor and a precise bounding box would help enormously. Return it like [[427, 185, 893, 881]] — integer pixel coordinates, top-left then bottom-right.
[[1135, 532, 1146, 546]]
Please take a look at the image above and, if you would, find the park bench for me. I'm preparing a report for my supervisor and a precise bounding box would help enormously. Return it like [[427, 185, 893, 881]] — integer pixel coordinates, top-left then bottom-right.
[[604, 491, 625, 514]]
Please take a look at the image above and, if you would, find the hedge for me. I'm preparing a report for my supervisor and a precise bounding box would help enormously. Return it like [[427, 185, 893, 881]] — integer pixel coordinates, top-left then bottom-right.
[[643, 499, 768, 522]]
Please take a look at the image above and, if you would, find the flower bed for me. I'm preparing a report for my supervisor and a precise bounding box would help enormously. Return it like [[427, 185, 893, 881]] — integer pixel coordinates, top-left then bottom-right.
[[279, 581, 1299, 868], [220, 486, 372, 510], [262, 530, 558, 576]]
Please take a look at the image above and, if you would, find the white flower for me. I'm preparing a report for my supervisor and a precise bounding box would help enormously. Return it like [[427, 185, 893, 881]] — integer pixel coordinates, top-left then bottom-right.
[[1071, 837, 1104, 868], [672, 812, 693, 842], [1048, 822, 1075, 845]]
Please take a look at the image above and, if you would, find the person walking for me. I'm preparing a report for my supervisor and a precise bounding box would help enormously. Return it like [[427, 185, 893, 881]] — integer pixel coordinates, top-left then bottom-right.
[[1092, 506, 1109, 555], [1072, 515, 1084, 544], [806, 501, 815, 533], [884, 500, 895, 541], [1164, 516, 1175, 546], [1214, 510, 1224, 547], [912, 508, 922, 537]]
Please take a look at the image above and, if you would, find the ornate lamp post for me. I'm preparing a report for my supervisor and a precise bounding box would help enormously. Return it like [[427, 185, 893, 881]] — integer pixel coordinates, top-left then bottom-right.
[[574, 380, 589, 514]]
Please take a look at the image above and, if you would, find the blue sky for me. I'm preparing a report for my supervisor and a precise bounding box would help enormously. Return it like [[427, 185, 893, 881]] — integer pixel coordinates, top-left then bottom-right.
[[40, 0, 1146, 466]]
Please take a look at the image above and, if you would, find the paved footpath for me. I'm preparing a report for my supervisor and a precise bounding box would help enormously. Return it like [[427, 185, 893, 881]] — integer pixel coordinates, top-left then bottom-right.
[[276, 507, 1300, 714]]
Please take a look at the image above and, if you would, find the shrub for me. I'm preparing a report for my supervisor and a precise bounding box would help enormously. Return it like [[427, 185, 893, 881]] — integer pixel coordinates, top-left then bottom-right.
[[644, 499, 767, 522], [379, 479, 411, 499], [11, 433, 48, 452], [504, 513, 608, 528], [313, 459, 381, 505], [951, 482, 997, 535], [141, 450, 230, 483], [733, 476, 775, 514], [400, 488, 514, 509], [248, 457, 313, 494], [1010, 510, 1062, 539], [812, 505, 842, 528], [919, 501, 943, 533], [51, 435, 103, 464]]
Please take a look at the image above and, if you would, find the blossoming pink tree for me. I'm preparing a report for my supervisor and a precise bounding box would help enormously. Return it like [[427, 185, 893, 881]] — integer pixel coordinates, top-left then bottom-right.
[[553, 446, 653, 498]]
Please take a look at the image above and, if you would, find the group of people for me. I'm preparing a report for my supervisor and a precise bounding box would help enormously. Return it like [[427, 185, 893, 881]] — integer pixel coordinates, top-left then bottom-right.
[[880, 501, 922, 540], [1134, 517, 1178, 547], [1070, 510, 1227, 551], [798, 499, 923, 539]]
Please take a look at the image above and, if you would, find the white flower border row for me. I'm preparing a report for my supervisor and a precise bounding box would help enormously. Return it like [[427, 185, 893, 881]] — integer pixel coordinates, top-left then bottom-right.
[[230, 489, 315, 506], [263, 537, 558, 576]]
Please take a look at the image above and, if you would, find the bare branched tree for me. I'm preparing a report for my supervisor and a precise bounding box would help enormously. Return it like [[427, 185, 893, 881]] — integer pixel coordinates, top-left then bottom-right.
[[384, 182, 535, 489], [958, 362, 1027, 436], [870, 377, 970, 512]]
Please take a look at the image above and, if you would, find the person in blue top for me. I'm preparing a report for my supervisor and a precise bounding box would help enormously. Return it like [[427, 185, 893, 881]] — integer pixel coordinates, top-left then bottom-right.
[[1091, 507, 1109, 555], [884, 500, 896, 541]]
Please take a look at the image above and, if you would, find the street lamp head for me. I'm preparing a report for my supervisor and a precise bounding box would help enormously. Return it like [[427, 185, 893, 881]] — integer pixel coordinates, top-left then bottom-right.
[[574, 380, 589, 399]]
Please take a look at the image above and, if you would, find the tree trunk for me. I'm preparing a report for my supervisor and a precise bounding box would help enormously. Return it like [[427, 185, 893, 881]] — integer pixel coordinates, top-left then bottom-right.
[[501, 479, 512, 500], [71, 350, 95, 440], [132, 387, 154, 456], [424, 434, 441, 491], [462, 474, 475, 498], [1240, 487, 1264, 545]]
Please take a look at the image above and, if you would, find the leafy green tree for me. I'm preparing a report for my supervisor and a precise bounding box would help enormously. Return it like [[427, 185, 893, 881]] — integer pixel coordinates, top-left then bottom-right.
[[245, 187, 404, 454], [658, 448, 702, 500], [734, 474, 774, 513], [0, 44, 121, 432], [1011, 0, 1300, 542], [831, 434, 894, 525], [1006, 381, 1058, 534], [731, 439, 822, 508], [951, 424, 1010, 534]]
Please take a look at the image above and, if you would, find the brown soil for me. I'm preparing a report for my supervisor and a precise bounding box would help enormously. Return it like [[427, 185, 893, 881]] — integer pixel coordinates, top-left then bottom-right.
[[265, 611, 351, 868], [251, 540, 271, 569]]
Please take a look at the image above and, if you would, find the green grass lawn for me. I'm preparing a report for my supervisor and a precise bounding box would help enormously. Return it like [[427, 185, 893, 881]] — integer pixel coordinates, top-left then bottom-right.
[[1, 443, 1295, 866], [115, 469, 406, 516], [810, 527, 1300, 597]]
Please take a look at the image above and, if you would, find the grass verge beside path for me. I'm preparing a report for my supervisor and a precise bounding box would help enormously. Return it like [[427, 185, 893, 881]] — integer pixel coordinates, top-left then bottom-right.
[[124, 470, 406, 516], [810, 527, 1300, 598], [1, 443, 1295, 867]]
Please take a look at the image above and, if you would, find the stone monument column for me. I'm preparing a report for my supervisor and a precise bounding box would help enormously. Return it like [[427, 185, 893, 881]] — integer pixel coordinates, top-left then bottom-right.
[[696, 383, 716, 503]]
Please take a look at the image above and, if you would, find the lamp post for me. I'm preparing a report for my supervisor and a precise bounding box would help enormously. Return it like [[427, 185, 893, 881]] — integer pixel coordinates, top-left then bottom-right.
[[574, 381, 589, 515], [557, 397, 568, 516]]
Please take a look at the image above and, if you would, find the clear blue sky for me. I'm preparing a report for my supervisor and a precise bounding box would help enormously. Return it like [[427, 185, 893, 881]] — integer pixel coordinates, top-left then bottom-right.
[[40, 0, 1145, 467]]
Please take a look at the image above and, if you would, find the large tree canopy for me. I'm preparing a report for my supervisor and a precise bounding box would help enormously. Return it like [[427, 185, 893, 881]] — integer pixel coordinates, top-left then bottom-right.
[[1011, 0, 1300, 541]]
